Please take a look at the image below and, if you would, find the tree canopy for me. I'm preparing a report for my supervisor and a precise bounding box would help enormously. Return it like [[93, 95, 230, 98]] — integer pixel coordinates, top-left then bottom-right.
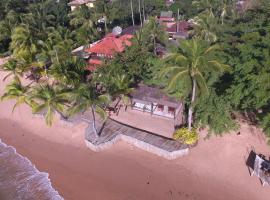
[[1, 0, 270, 142]]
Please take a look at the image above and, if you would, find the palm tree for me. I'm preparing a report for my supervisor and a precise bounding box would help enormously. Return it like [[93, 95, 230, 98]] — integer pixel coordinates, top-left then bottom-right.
[[69, 5, 99, 45], [95, 0, 112, 33], [104, 74, 133, 108], [191, 0, 227, 43], [130, 0, 135, 26], [21, 2, 56, 38], [142, 17, 167, 55], [193, 0, 231, 26], [220, 0, 228, 25], [1, 77, 35, 112], [191, 13, 218, 43], [35, 29, 73, 77], [10, 25, 37, 62], [67, 83, 110, 139], [0, 10, 20, 42], [10, 25, 42, 81], [30, 84, 69, 126], [160, 39, 230, 130], [192, 0, 219, 16], [1, 59, 23, 81], [49, 56, 86, 86]]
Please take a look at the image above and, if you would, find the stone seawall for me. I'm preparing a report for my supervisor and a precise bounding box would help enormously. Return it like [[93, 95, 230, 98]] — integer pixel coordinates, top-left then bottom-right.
[[60, 112, 189, 160], [85, 134, 189, 160]]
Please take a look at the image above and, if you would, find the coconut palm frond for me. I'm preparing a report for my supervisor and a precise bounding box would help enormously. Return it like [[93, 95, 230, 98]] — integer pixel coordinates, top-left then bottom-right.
[[1, 78, 32, 112], [204, 44, 220, 54], [159, 66, 186, 78], [30, 84, 69, 126], [167, 70, 189, 91], [45, 107, 54, 127], [121, 95, 131, 106], [32, 103, 47, 114], [208, 60, 231, 72], [68, 103, 87, 117], [194, 72, 209, 96], [97, 94, 111, 106], [95, 106, 107, 121]]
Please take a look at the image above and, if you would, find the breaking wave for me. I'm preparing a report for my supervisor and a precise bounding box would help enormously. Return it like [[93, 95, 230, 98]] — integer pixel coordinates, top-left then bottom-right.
[[0, 139, 63, 200]]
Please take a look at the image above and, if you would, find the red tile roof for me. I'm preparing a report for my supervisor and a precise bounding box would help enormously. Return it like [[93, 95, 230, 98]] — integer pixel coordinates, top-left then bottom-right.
[[84, 33, 133, 72], [85, 35, 133, 56], [165, 21, 191, 33], [158, 17, 175, 22]]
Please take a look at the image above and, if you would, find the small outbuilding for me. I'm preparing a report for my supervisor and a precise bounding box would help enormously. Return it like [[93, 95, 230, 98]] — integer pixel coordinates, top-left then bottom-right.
[[130, 84, 184, 120]]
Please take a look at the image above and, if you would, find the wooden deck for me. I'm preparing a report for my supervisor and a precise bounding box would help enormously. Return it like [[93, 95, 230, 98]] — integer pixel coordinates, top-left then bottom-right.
[[81, 111, 188, 153]]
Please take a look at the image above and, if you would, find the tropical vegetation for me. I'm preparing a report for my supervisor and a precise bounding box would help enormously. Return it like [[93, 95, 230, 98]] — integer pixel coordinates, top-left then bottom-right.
[[0, 0, 270, 144]]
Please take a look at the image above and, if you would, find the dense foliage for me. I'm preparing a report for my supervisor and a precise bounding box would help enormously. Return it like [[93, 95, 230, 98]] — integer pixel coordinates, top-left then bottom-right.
[[1, 0, 270, 143], [218, 1, 270, 138]]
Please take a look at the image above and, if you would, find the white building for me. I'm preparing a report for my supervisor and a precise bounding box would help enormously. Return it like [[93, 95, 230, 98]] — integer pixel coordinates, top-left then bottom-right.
[[131, 84, 184, 120], [68, 0, 95, 11]]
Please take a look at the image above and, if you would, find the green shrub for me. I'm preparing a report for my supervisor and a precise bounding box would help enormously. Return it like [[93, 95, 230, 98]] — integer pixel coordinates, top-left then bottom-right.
[[173, 128, 199, 145]]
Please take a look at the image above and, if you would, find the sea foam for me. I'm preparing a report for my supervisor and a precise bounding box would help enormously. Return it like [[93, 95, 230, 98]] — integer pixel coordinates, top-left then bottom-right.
[[0, 139, 63, 200]]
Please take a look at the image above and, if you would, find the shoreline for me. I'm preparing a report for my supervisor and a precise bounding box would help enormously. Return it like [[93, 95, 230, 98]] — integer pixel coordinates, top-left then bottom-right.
[[0, 138, 63, 200], [1, 115, 270, 200], [1, 70, 270, 199]]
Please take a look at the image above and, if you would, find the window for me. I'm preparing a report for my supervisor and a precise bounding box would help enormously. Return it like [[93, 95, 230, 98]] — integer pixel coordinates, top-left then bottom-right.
[[168, 107, 175, 115], [157, 104, 164, 111]]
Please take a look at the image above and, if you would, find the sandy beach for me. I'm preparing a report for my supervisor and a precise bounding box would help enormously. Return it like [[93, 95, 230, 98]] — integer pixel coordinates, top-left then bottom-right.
[[0, 69, 270, 200]]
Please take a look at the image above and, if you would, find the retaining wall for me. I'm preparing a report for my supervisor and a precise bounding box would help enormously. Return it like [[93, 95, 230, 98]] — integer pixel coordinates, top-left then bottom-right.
[[85, 134, 189, 160]]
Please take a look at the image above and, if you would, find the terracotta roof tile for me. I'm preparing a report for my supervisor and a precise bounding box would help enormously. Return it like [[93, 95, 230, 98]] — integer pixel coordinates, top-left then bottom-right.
[[165, 21, 191, 33], [85, 35, 133, 56]]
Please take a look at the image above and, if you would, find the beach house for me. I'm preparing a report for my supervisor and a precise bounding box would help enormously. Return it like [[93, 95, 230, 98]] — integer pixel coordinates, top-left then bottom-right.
[[131, 84, 183, 119], [72, 26, 137, 71], [109, 84, 184, 138], [71, 25, 185, 138], [84, 33, 133, 71]]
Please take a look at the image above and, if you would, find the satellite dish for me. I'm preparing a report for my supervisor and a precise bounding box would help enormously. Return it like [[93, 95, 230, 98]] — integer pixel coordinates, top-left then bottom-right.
[[112, 26, 122, 36]]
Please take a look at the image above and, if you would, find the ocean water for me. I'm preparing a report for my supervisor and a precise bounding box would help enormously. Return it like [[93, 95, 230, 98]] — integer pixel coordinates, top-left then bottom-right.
[[0, 139, 63, 200]]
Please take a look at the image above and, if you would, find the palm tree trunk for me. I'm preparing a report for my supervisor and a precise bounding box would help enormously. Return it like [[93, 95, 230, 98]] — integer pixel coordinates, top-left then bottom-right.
[[130, 0, 135, 26], [104, 17, 108, 33], [142, 0, 146, 22], [91, 105, 99, 139], [188, 79, 196, 131], [45, 67, 48, 78], [138, 0, 142, 27], [153, 36, 156, 55]]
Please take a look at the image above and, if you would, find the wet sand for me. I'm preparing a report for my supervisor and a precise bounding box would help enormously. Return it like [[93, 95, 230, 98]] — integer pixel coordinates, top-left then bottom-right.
[[0, 70, 270, 200], [0, 139, 63, 200]]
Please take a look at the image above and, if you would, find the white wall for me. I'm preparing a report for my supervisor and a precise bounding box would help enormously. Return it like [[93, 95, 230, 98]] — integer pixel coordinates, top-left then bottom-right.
[[133, 102, 178, 119]]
